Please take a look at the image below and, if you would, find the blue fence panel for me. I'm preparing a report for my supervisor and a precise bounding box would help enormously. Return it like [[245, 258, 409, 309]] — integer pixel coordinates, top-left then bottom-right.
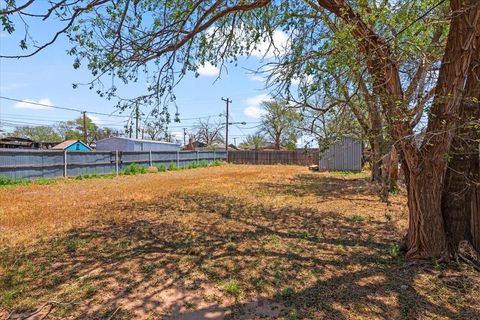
[[0, 149, 227, 180]]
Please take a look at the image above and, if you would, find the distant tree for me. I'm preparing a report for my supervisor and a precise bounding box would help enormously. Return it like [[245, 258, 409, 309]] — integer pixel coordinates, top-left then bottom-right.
[[194, 117, 224, 147], [143, 118, 168, 140], [11, 126, 62, 142], [239, 133, 267, 150], [56, 116, 115, 144], [142, 106, 172, 140], [261, 100, 303, 150]]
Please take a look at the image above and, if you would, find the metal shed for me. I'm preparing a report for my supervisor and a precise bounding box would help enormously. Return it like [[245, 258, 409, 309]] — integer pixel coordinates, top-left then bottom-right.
[[95, 137, 180, 152], [319, 136, 362, 171]]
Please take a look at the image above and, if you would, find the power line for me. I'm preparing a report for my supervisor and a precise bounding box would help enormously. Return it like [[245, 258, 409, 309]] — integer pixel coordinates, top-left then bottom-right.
[[0, 96, 129, 118], [0, 96, 226, 122], [390, 0, 448, 40]]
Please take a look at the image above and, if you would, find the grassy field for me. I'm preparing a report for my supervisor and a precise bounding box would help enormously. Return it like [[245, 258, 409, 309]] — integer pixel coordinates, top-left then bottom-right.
[[0, 165, 479, 319]]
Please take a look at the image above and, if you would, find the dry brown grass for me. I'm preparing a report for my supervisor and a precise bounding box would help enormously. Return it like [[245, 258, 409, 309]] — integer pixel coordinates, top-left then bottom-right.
[[0, 165, 479, 319]]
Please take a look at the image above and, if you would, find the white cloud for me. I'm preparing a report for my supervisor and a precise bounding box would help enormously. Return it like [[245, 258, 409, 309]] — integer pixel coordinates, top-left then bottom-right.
[[292, 74, 314, 86], [251, 30, 289, 59], [249, 74, 266, 82], [88, 115, 105, 125], [243, 94, 271, 118], [197, 62, 220, 77], [14, 98, 53, 110]]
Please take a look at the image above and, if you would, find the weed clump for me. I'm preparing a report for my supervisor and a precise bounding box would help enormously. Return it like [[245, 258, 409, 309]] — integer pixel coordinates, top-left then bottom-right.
[[0, 176, 27, 186], [121, 163, 147, 175], [223, 280, 242, 296]]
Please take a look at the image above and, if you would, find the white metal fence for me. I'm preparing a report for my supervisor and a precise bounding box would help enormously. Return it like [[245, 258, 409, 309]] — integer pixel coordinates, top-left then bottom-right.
[[0, 149, 227, 180]]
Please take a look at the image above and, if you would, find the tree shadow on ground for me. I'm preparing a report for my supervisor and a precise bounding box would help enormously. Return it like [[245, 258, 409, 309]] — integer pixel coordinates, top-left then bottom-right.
[[258, 173, 378, 201], [1, 175, 479, 319]]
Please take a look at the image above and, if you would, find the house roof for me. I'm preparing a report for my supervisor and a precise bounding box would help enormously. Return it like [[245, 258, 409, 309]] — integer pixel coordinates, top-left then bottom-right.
[[52, 139, 91, 150], [96, 137, 180, 145], [0, 136, 36, 143]]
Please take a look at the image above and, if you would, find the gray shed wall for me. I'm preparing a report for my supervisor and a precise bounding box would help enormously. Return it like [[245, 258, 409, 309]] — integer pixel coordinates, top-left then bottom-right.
[[319, 137, 362, 171], [96, 138, 180, 152]]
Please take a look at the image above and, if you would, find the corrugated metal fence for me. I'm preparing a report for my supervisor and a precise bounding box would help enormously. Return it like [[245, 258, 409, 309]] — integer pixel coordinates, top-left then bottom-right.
[[319, 137, 362, 171], [228, 150, 319, 165], [0, 150, 227, 179]]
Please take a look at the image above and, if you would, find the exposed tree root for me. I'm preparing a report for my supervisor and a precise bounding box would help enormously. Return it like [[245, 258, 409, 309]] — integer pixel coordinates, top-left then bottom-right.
[[458, 240, 480, 272]]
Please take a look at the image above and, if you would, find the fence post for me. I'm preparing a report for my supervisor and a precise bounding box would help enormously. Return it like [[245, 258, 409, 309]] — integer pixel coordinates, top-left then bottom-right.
[[213, 150, 216, 162], [176, 150, 180, 167], [115, 150, 119, 176], [196, 150, 199, 164], [149, 151, 153, 167], [63, 150, 68, 178]]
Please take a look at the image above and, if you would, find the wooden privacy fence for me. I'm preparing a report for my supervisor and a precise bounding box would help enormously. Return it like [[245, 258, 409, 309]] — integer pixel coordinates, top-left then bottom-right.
[[228, 150, 319, 165], [0, 149, 227, 180]]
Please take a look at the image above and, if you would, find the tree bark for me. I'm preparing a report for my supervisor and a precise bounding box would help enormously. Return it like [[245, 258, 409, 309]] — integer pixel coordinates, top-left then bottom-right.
[[442, 35, 480, 251], [369, 135, 383, 183], [405, 162, 449, 258]]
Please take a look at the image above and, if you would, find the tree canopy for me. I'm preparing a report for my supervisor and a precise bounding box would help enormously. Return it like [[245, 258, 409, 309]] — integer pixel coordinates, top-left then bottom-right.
[[11, 126, 62, 142]]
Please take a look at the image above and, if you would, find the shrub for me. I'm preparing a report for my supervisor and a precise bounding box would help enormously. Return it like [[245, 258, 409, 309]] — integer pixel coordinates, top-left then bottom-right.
[[0, 176, 20, 186], [156, 165, 167, 172], [0, 176, 30, 187], [198, 160, 209, 168], [167, 162, 177, 171], [210, 160, 224, 167], [187, 162, 198, 169], [121, 163, 147, 175]]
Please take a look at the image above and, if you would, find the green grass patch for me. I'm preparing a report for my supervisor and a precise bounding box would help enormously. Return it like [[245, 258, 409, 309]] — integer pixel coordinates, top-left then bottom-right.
[[222, 279, 242, 296], [121, 163, 147, 175], [210, 160, 224, 166], [0, 176, 29, 187], [168, 162, 178, 171], [347, 214, 366, 223], [74, 173, 115, 180], [280, 286, 295, 299], [331, 170, 364, 176], [155, 164, 167, 172], [0, 176, 58, 188]]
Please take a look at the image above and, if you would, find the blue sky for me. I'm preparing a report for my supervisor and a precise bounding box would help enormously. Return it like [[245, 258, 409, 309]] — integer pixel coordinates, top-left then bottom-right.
[[0, 11, 293, 145]]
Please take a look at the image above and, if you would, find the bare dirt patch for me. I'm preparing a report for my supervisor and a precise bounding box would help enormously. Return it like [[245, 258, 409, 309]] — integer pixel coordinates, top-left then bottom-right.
[[1, 165, 479, 319]]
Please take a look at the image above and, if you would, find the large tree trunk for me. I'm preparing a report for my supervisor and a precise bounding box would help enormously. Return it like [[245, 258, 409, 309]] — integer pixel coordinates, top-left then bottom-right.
[[405, 162, 449, 258], [442, 39, 480, 251]]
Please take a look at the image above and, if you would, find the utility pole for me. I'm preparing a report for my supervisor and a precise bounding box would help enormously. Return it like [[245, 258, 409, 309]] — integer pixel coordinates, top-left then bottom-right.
[[82, 111, 88, 143], [233, 137, 237, 146], [135, 103, 140, 139], [221, 97, 232, 151]]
